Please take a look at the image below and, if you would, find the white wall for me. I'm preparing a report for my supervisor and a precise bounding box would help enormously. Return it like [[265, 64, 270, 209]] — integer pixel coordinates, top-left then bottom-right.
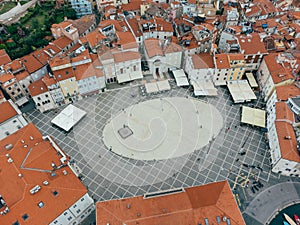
[[32, 91, 57, 113], [49, 193, 94, 225]]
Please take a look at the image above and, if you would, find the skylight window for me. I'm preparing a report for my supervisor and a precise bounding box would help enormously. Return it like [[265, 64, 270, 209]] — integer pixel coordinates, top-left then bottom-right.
[[38, 201, 44, 208], [22, 214, 29, 221]]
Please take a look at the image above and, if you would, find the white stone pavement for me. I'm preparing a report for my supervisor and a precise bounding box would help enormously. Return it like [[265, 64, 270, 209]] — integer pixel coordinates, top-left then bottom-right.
[[103, 97, 223, 160]]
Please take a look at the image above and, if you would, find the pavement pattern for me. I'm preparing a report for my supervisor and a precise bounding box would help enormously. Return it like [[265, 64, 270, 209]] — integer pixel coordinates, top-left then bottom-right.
[[24, 81, 300, 224]]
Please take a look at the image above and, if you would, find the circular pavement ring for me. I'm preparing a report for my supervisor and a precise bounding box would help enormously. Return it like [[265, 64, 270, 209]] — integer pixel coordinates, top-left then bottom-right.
[[103, 97, 223, 161]]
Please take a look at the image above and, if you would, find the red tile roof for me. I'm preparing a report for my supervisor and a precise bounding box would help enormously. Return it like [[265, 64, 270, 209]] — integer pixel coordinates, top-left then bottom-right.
[[275, 121, 300, 162], [116, 31, 138, 49], [113, 51, 141, 63], [192, 53, 214, 69], [71, 49, 91, 64], [237, 33, 267, 55], [98, 20, 123, 32], [28, 78, 49, 96], [264, 53, 294, 84], [86, 30, 107, 49], [4, 60, 24, 73], [53, 67, 75, 81], [20, 54, 44, 74], [74, 63, 95, 80], [0, 49, 11, 66], [275, 84, 300, 101], [15, 70, 30, 81], [0, 101, 18, 124], [215, 54, 231, 69], [127, 18, 143, 38], [275, 102, 294, 122], [121, 0, 142, 11], [0, 123, 88, 225], [32, 48, 51, 65], [42, 74, 57, 86], [0, 73, 15, 84], [52, 36, 72, 50], [96, 180, 245, 225]]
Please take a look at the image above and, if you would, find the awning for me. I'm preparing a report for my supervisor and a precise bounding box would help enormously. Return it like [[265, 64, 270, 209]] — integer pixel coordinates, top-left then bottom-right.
[[145, 82, 158, 93], [245, 72, 258, 88], [241, 106, 266, 128], [51, 104, 87, 132], [192, 80, 218, 96], [145, 80, 171, 94], [156, 80, 171, 91], [227, 80, 257, 103], [172, 69, 189, 86]]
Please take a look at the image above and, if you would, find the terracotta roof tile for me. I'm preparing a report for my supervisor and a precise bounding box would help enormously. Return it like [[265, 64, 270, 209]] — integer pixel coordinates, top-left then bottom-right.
[[32, 48, 51, 65], [0, 73, 15, 84], [215, 54, 230, 69], [127, 18, 143, 37], [96, 180, 245, 225], [74, 63, 95, 80], [116, 31, 138, 49], [0, 123, 88, 225], [192, 53, 214, 69], [86, 30, 107, 48], [275, 121, 300, 162], [121, 0, 142, 11], [49, 56, 71, 70], [113, 51, 141, 63], [44, 44, 61, 56], [98, 19, 123, 32], [15, 70, 30, 81], [28, 78, 48, 96], [264, 53, 294, 84], [20, 54, 44, 74], [42, 74, 57, 86], [236, 33, 267, 55], [275, 102, 294, 121], [275, 84, 300, 101], [144, 38, 181, 58], [0, 49, 11, 66], [4, 60, 24, 74], [0, 101, 18, 123], [69, 14, 96, 35], [53, 67, 75, 81], [52, 36, 72, 50]]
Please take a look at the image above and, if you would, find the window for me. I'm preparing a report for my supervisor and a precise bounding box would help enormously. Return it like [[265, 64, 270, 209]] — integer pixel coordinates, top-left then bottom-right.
[[13, 120, 17, 123], [12, 221, 20, 225], [68, 216, 73, 221], [133, 65, 136, 71], [5, 131, 10, 136], [53, 190, 58, 196], [45, 94, 48, 98], [38, 201, 44, 208], [64, 211, 68, 216], [120, 68, 123, 74], [22, 214, 29, 221], [37, 103, 40, 106]]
